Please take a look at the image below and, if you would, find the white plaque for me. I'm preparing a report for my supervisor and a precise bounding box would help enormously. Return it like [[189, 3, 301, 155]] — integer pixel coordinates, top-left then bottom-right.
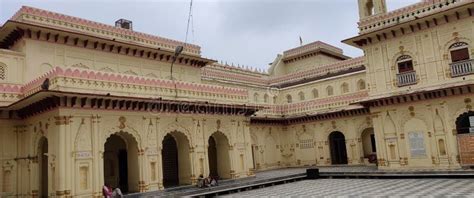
[[469, 116, 474, 127], [408, 132, 426, 157], [75, 151, 92, 159]]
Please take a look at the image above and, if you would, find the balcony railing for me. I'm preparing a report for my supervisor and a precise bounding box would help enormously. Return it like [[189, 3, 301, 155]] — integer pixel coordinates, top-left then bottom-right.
[[450, 59, 473, 77], [397, 71, 417, 87]]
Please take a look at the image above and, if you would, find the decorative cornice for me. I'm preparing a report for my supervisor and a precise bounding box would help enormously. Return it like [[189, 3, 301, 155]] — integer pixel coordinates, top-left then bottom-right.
[[283, 41, 344, 58], [202, 56, 365, 87], [252, 106, 370, 125], [259, 91, 369, 116], [0, 24, 214, 67], [357, 82, 474, 108], [345, 0, 473, 47], [5, 91, 262, 119], [358, 0, 473, 34], [10, 6, 201, 55]]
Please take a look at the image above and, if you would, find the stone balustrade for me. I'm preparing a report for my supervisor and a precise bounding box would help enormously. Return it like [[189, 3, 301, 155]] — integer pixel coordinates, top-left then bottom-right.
[[19, 67, 249, 103], [397, 71, 417, 87], [450, 59, 473, 77], [257, 91, 369, 116]]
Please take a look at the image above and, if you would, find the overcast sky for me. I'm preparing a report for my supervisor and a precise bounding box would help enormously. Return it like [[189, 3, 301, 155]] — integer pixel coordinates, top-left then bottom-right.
[[0, 0, 419, 70]]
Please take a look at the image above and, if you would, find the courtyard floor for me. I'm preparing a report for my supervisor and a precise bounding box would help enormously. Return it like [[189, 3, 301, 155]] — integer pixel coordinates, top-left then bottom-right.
[[126, 166, 474, 197], [224, 178, 474, 197]]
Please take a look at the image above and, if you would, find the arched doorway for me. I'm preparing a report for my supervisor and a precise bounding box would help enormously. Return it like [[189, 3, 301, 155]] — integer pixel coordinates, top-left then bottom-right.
[[104, 132, 139, 193], [455, 111, 474, 166], [38, 137, 48, 198], [456, 111, 474, 134], [161, 131, 191, 188], [329, 131, 348, 165], [361, 128, 377, 163], [162, 134, 179, 187], [208, 132, 231, 179]]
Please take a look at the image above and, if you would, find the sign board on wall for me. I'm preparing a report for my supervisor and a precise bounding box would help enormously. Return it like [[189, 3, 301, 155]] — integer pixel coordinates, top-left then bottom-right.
[[408, 132, 426, 157]]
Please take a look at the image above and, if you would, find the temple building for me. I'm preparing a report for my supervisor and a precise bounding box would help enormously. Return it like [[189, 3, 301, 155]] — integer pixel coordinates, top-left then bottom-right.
[[0, 0, 473, 197]]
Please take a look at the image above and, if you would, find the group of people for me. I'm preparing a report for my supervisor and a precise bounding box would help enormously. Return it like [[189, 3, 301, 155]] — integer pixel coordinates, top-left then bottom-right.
[[197, 174, 219, 188], [102, 175, 218, 197], [102, 184, 123, 198]]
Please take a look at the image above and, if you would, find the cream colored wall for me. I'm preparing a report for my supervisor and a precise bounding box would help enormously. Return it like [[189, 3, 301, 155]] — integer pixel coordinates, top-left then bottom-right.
[[370, 94, 472, 169], [21, 39, 202, 84], [364, 16, 474, 96], [0, 49, 25, 84], [285, 55, 342, 74], [279, 72, 366, 104], [250, 114, 373, 170], [0, 108, 254, 197]]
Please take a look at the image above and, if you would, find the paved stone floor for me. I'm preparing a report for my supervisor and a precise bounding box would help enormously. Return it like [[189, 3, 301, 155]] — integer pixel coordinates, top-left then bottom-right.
[[126, 166, 474, 197], [224, 178, 474, 197]]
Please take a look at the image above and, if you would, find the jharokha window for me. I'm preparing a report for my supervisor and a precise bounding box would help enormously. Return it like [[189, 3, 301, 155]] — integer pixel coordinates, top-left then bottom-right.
[[396, 55, 414, 73], [449, 42, 470, 63], [286, 94, 292, 104]]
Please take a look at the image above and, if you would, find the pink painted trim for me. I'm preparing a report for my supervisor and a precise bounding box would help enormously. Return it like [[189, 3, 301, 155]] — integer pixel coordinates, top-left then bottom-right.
[[202, 57, 365, 86], [11, 6, 201, 53], [283, 41, 343, 58], [0, 83, 22, 93], [262, 91, 369, 114], [19, 67, 248, 97], [358, 0, 473, 33]]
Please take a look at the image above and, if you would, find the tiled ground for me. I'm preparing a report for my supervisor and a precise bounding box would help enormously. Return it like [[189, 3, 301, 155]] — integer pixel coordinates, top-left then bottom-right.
[[225, 179, 474, 197], [126, 166, 474, 197]]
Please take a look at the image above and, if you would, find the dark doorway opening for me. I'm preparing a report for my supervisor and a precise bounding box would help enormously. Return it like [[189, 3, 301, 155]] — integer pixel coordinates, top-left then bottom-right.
[[104, 133, 139, 193], [162, 134, 179, 188], [208, 136, 218, 177], [456, 111, 474, 134], [118, 149, 128, 192], [329, 131, 348, 165], [38, 137, 48, 198]]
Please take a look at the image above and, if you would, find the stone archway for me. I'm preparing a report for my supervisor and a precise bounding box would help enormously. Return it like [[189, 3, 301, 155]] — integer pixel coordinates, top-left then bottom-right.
[[361, 128, 376, 163], [455, 111, 474, 166], [103, 132, 139, 193], [161, 131, 191, 188], [208, 132, 231, 179], [37, 137, 48, 198], [456, 111, 474, 134], [329, 131, 348, 165]]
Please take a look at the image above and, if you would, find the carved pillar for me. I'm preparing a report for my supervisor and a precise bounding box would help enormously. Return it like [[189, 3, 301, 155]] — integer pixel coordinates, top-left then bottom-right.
[[189, 147, 196, 185], [372, 113, 388, 167], [154, 118, 164, 190], [91, 115, 102, 197], [137, 148, 145, 192], [201, 119, 210, 177], [242, 120, 253, 176], [55, 116, 72, 197], [228, 145, 236, 178]]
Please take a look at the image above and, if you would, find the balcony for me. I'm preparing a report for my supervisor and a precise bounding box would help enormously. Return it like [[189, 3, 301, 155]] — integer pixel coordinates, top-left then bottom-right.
[[450, 59, 473, 77], [397, 71, 417, 87]]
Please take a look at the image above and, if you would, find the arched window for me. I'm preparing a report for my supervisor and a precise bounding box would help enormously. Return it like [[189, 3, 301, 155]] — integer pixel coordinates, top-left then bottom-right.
[[298, 91, 305, 101], [326, 86, 334, 96], [253, 93, 259, 103], [396, 55, 414, 73], [263, 94, 269, 103], [357, 79, 366, 90], [449, 42, 470, 63], [0, 63, 5, 80], [286, 95, 292, 104], [341, 83, 349, 93], [312, 89, 319, 98]]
